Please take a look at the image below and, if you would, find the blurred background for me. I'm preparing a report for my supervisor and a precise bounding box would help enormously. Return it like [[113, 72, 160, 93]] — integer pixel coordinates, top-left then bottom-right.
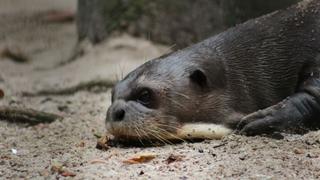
[[0, 0, 301, 90], [0, 0, 300, 67], [77, 0, 300, 48]]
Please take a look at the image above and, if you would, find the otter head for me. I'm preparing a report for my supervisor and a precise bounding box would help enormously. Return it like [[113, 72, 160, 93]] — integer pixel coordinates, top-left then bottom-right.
[[106, 49, 238, 142]]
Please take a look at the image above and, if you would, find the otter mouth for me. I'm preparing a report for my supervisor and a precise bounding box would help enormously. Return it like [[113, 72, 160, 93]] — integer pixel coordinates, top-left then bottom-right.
[[105, 115, 183, 143], [106, 94, 232, 145], [106, 120, 232, 144]]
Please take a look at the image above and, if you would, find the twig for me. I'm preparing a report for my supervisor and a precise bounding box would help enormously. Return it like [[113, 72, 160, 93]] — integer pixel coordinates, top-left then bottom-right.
[[0, 106, 62, 124], [54, 44, 85, 68], [0, 47, 29, 63], [22, 79, 115, 96], [53, 39, 91, 69], [212, 142, 227, 148]]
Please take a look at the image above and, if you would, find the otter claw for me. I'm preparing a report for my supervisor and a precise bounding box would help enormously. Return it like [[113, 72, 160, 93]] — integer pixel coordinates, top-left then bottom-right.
[[236, 110, 267, 130], [236, 103, 283, 134], [239, 114, 284, 136]]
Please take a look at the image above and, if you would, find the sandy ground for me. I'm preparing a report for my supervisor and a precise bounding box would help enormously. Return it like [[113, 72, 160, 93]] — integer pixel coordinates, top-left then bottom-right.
[[0, 0, 320, 179]]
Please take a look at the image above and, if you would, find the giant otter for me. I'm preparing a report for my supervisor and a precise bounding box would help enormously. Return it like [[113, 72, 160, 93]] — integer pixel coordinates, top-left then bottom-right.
[[106, 0, 320, 142]]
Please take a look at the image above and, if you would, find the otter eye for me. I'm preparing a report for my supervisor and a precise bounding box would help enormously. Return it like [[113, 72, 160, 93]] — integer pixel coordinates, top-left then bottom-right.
[[137, 89, 152, 106]]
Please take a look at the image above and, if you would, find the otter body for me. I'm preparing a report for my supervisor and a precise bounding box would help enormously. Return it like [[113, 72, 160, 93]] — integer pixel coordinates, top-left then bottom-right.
[[106, 0, 320, 141]]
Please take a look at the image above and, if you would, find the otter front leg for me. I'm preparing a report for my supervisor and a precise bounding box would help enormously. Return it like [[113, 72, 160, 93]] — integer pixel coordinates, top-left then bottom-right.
[[238, 78, 320, 136]]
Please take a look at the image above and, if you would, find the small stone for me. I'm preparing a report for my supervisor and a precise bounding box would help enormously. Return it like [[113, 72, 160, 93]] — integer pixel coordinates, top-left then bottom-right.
[[306, 153, 319, 158], [138, 170, 144, 175], [39, 170, 50, 177], [293, 148, 304, 154], [57, 105, 69, 112], [165, 154, 185, 164], [239, 154, 247, 161]]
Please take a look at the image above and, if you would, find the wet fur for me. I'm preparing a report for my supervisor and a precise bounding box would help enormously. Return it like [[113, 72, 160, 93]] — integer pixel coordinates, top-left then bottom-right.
[[106, 0, 320, 141]]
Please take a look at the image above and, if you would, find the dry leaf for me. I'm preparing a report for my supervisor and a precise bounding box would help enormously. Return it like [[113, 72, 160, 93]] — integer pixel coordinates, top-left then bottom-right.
[[0, 47, 28, 63], [51, 162, 76, 177], [42, 10, 75, 23], [96, 135, 111, 151], [123, 153, 156, 164], [94, 132, 102, 139], [51, 162, 63, 173], [61, 171, 76, 177]]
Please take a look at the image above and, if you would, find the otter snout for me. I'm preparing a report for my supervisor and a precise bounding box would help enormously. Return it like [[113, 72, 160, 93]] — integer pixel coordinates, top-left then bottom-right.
[[106, 100, 127, 122]]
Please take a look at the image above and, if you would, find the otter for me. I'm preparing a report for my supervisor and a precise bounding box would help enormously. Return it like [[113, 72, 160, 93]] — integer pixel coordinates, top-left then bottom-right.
[[106, 0, 320, 142]]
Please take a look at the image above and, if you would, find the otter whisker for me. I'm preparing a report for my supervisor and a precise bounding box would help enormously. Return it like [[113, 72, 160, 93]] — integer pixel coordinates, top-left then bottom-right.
[[163, 44, 176, 54], [133, 124, 145, 146], [147, 129, 169, 145], [155, 130, 177, 145], [153, 130, 174, 145], [163, 96, 187, 110], [148, 126, 178, 145], [154, 125, 187, 143], [139, 127, 156, 145], [146, 128, 172, 145], [170, 91, 191, 100], [155, 123, 181, 131]]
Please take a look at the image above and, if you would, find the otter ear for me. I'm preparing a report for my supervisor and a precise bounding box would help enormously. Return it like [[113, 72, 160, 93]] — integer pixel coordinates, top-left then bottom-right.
[[189, 69, 208, 88]]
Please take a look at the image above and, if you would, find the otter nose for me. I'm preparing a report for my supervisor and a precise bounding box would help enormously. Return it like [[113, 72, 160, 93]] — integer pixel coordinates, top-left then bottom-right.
[[107, 100, 126, 122], [113, 108, 125, 121]]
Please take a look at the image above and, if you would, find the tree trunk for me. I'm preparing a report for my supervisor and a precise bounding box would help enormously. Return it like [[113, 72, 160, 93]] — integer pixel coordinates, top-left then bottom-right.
[[77, 0, 299, 48], [77, 0, 109, 43]]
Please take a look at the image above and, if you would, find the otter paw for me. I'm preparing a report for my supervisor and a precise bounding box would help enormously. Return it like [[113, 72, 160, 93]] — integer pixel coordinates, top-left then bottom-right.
[[239, 116, 283, 136], [236, 110, 266, 130], [236, 103, 284, 131]]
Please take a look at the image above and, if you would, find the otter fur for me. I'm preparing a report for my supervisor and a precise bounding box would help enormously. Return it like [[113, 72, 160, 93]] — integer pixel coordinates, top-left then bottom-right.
[[106, 0, 320, 141]]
